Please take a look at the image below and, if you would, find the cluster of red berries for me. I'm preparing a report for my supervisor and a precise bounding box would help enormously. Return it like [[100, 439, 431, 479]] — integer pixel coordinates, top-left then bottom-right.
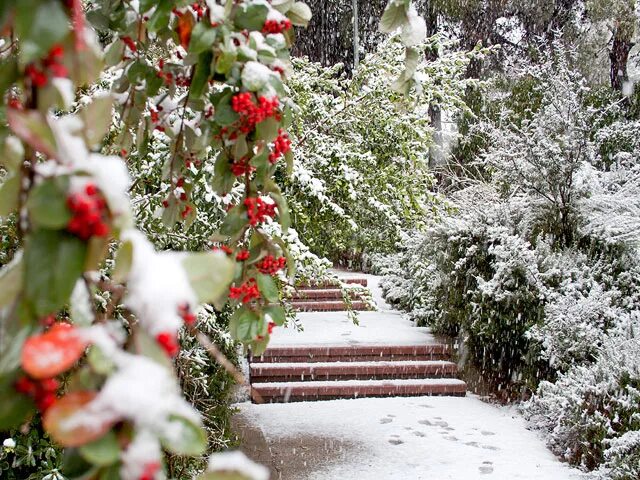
[[156, 59, 189, 87], [257, 255, 287, 275], [230, 156, 256, 177], [262, 19, 292, 34], [269, 129, 291, 164], [66, 183, 110, 241], [191, 2, 205, 19], [231, 93, 280, 134], [156, 332, 179, 357], [236, 249, 250, 261], [229, 278, 261, 304], [180, 205, 193, 219], [25, 44, 68, 88], [121, 36, 137, 53], [212, 245, 234, 255], [244, 197, 277, 226], [179, 303, 197, 326], [14, 376, 59, 413]]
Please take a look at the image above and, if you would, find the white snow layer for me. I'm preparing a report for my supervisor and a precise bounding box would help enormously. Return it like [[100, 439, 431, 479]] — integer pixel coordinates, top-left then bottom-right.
[[236, 395, 585, 480]]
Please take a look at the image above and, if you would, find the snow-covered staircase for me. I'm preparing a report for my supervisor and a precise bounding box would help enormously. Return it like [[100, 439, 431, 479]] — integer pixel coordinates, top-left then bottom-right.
[[249, 278, 466, 403], [290, 278, 374, 312]]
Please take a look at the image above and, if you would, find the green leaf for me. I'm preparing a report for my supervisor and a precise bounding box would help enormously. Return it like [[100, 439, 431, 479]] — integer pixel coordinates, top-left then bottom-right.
[[0, 377, 34, 430], [0, 57, 19, 98], [1, 135, 25, 172], [87, 346, 116, 376], [161, 415, 207, 456], [256, 273, 279, 302], [189, 22, 218, 54], [182, 252, 235, 303], [219, 207, 247, 237], [15, 0, 69, 64], [104, 39, 125, 67], [26, 176, 71, 229], [134, 329, 172, 368], [269, 192, 290, 231], [7, 109, 57, 158], [229, 307, 260, 342], [191, 52, 213, 99], [145, 0, 173, 32], [234, 3, 269, 31], [24, 229, 87, 317], [79, 431, 120, 467], [287, 2, 312, 27], [232, 135, 248, 159], [0, 174, 20, 219], [211, 152, 236, 195], [379, 0, 409, 34], [255, 117, 279, 142], [215, 45, 237, 75], [112, 240, 133, 284], [213, 92, 240, 126], [0, 322, 30, 376], [81, 95, 114, 148], [264, 304, 286, 326]]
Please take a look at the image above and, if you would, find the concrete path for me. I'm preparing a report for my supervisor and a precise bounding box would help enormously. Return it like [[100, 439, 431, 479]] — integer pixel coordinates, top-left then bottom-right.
[[232, 273, 585, 480]]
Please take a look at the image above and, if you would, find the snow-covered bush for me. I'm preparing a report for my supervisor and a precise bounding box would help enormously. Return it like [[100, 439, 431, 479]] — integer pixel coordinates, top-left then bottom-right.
[[523, 316, 640, 477], [284, 36, 484, 264]]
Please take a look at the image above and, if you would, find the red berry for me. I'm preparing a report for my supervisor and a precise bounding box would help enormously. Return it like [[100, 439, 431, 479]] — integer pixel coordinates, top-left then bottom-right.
[[36, 392, 57, 412], [156, 332, 179, 357], [14, 376, 37, 396]]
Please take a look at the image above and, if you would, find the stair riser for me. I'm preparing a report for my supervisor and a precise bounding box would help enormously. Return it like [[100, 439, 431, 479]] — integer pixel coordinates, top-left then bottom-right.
[[291, 290, 351, 300], [297, 278, 368, 288], [251, 354, 451, 363], [293, 302, 372, 312], [252, 386, 466, 403], [251, 364, 459, 382]]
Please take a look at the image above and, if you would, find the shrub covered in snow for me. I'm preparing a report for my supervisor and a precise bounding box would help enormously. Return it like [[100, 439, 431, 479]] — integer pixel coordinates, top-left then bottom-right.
[[375, 44, 640, 473], [284, 36, 485, 264]]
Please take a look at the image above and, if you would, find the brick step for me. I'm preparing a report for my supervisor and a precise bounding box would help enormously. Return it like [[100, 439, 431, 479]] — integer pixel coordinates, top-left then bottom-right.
[[297, 278, 368, 289], [250, 344, 451, 363], [250, 360, 459, 383], [292, 300, 372, 312], [252, 378, 467, 403], [291, 288, 354, 301]]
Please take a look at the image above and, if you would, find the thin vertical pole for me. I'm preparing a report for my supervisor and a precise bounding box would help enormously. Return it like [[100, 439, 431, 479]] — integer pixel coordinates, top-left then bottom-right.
[[353, 0, 359, 70]]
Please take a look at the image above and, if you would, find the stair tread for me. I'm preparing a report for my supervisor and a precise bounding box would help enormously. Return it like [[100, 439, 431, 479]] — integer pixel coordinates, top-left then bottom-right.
[[252, 360, 456, 369], [253, 378, 466, 390], [256, 343, 449, 356]]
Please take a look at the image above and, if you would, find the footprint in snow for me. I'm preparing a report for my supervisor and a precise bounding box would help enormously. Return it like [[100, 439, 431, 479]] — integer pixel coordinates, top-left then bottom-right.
[[481, 431, 496, 436], [465, 441, 480, 448], [418, 419, 433, 426], [413, 431, 426, 437], [380, 415, 394, 424], [388, 437, 404, 445], [481, 444, 499, 451], [479, 461, 494, 474]]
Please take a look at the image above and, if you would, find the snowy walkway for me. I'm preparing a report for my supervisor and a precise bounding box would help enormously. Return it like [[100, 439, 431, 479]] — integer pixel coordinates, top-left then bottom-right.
[[233, 273, 584, 480]]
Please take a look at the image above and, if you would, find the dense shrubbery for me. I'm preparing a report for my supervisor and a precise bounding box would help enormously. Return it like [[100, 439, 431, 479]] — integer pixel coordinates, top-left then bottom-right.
[[283, 37, 484, 265], [373, 47, 640, 473]]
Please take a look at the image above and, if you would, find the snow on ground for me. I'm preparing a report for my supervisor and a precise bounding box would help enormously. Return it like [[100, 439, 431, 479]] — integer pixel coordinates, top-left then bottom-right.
[[270, 310, 439, 346], [235, 395, 585, 480], [235, 272, 585, 479], [272, 271, 438, 346]]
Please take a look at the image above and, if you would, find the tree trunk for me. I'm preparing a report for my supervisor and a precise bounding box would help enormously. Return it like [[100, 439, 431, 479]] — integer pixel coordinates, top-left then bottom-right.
[[610, 27, 634, 92]]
